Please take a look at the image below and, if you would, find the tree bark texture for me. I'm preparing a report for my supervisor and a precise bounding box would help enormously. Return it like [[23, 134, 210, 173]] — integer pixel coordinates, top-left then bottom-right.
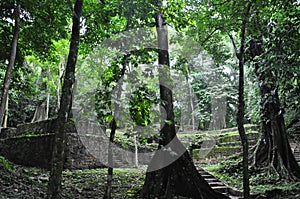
[[47, 0, 83, 198], [140, 7, 228, 199], [3, 96, 9, 128], [248, 16, 300, 180], [0, 1, 20, 129], [253, 60, 300, 179]]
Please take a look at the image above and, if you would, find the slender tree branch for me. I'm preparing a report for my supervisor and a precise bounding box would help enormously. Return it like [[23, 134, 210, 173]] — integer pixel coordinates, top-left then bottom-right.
[[239, 3, 253, 55], [200, 28, 220, 46], [223, 27, 238, 56]]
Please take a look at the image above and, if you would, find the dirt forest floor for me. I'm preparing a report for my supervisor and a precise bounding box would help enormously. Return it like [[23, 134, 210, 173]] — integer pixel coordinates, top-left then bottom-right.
[[1, 163, 300, 199], [0, 164, 144, 199]]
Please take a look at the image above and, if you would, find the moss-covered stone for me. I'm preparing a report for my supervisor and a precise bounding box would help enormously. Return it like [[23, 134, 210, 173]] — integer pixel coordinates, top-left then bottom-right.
[[0, 120, 104, 170]]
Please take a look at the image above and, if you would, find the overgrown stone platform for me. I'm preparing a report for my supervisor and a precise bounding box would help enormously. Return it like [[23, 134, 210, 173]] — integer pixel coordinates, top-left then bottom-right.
[[1, 121, 298, 170], [0, 119, 104, 170], [0, 119, 153, 170]]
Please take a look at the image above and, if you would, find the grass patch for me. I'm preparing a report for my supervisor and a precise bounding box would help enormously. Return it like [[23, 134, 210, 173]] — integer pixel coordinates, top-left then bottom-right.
[[14, 133, 52, 139], [61, 167, 146, 198], [0, 155, 14, 171]]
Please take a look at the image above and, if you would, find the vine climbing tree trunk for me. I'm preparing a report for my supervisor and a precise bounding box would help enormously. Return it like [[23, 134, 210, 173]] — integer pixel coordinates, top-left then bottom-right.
[[47, 0, 83, 198], [248, 12, 300, 180], [103, 57, 127, 199], [0, 1, 20, 129], [140, 4, 228, 199], [250, 43, 300, 180], [253, 86, 300, 179]]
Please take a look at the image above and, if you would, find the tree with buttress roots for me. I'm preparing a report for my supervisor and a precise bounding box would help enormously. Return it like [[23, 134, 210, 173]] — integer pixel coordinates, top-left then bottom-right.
[[140, 2, 229, 199], [248, 1, 300, 180]]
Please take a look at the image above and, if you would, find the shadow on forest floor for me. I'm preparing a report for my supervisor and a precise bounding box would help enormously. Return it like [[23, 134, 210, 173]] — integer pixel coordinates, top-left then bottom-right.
[[1, 157, 300, 199]]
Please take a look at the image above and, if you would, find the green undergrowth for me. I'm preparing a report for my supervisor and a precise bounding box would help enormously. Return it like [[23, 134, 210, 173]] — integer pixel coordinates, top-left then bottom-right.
[[8, 165, 147, 198], [201, 155, 300, 196], [14, 133, 52, 139], [62, 167, 146, 198], [0, 155, 15, 171], [114, 130, 158, 152], [113, 125, 259, 155], [22, 166, 147, 198]]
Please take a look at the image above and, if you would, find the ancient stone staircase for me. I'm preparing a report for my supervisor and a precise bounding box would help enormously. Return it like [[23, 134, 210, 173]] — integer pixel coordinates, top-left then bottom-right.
[[195, 134, 300, 199], [198, 167, 245, 199], [290, 138, 300, 164], [294, 145, 300, 163]]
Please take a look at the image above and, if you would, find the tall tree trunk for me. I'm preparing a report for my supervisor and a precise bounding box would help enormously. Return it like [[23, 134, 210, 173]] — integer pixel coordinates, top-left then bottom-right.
[[140, 6, 228, 199], [252, 48, 300, 179], [0, 1, 20, 129], [186, 66, 196, 131], [103, 13, 132, 196], [46, 68, 51, 120], [3, 96, 9, 128], [134, 134, 138, 167], [252, 60, 300, 179], [47, 0, 83, 198], [46, 92, 50, 120], [103, 56, 127, 199], [209, 66, 227, 130], [236, 5, 250, 198], [32, 68, 49, 122], [103, 118, 117, 199], [225, 3, 252, 198], [209, 94, 227, 130], [249, 15, 300, 180], [56, 62, 64, 113]]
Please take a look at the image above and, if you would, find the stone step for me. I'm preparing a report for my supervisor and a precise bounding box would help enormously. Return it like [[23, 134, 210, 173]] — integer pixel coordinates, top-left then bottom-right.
[[197, 167, 261, 199], [229, 196, 243, 199], [211, 185, 229, 193], [217, 139, 258, 147], [199, 171, 211, 176], [208, 181, 225, 186], [199, 169, 242, 198], [200, 174, 212, 178], [198, 169, 208, 173], [204, 178, 220, 182]]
